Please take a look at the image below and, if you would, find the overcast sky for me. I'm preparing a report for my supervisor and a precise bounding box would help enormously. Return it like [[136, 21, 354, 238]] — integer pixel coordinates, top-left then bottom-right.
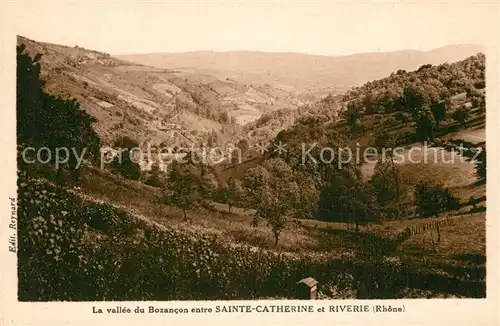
[[4, 1, 497, 56]]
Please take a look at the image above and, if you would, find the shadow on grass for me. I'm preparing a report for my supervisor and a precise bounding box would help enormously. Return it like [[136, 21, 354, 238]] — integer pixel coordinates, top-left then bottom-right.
[[405, 271, 486, 298], [441, 264, 486, 282], [453, 253, 486, 265], [468, 206, 486, 214]]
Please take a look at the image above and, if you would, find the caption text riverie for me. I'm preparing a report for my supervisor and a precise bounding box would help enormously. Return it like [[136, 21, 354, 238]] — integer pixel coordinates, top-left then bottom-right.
[[92, 304, 405, 314]]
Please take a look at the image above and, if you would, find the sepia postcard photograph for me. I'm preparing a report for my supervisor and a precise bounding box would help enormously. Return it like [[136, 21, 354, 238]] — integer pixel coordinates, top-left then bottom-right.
[[1, 1, 499, 325]]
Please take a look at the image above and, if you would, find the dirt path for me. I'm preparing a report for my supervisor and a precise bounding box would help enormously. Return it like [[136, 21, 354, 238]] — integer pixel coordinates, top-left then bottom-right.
[[446, 127, 485, 144]]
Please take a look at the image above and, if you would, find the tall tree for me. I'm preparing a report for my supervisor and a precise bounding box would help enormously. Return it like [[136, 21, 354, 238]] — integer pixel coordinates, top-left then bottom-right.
[[345, 102, 361, 133], [452, 106, 470, 129], [430, 100, 448, 129], [166, 160, 205, 219], [237, 138, 250, 161], [226, 177, 244, 213], [241, 165, 270, 210], [414, 181, 460, 217], [362, 93, 375, 114], [242, 159, 301, 246], [414, 109, 436, 142], [373, 131, 401, 200], [371, 160, 400, 206]]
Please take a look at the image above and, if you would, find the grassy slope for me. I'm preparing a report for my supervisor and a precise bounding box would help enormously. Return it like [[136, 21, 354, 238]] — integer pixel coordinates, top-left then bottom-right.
[[77, 165, 375, 254]]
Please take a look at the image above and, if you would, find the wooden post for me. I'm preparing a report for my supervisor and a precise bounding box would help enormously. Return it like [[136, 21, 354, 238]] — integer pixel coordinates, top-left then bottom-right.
[[294, 277, 318, 300], [437, 223, 441, 243]]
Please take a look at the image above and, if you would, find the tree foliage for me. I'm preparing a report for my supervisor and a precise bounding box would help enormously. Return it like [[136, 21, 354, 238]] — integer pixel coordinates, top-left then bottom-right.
[[371, 160, 400, 206], [110, 136, 141, 180], [213, 177, 244, 213], [342, 53, 485, 116], [165, 154, 217, 219], [430, 100, 448, 128], [414, 182, 460, 217], [318, 176, 381, 231], [241, 159, 313, 246], [165, 162, 203, 219], [144, 162, 166, 188], [17, 44, 101, 177], [237, 138, 250, 160], [452, 106, 470, 128], [414, 108, 436, 142], [345, 102, 361, 133]]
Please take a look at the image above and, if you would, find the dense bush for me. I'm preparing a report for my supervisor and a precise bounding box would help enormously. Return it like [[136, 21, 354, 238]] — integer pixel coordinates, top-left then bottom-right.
[[414, 182, 460, 217], [318, 177, 381, 231]]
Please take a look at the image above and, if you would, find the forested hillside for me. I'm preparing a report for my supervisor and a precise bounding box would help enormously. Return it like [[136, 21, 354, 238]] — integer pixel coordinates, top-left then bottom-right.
[[342, 53, 485, 114]]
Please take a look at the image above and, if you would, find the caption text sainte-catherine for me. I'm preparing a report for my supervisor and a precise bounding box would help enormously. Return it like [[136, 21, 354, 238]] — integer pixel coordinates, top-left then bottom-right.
[[93, 304, 405, 314]]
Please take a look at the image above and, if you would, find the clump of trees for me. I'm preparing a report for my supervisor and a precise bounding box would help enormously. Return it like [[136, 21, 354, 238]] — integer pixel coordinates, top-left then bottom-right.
[[414, 181, 460, 217], [144, 162, 167, 188], [110, 136, 142, 180], [273, 123, 383, 231], [340, 54, 485, 142], [452, 105, 470, 129], [163, 153, 217, 219], [318, 176, 381, 231], [213, 177, 244, 213], [241, 123, 387, 237]]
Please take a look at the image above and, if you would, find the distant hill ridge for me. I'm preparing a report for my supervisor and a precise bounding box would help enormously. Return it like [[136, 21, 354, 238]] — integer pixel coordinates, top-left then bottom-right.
[[117, 44, 484, 92]]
